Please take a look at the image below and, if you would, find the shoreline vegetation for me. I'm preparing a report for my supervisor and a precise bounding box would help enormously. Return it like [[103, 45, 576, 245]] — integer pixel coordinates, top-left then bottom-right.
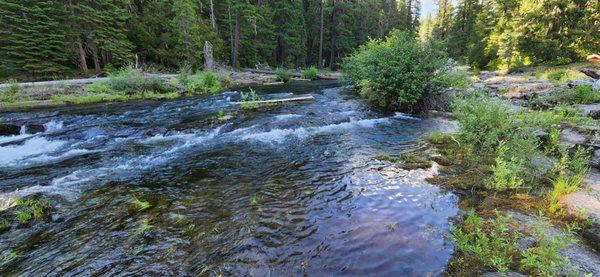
[[343, 30, 600, 276], [0, 67, 339, 112]]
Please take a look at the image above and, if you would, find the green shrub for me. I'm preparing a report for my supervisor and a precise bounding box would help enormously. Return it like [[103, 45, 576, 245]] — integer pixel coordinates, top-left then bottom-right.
[[433, 69, 471, 89], [520, 217, 578, 276], [301, 67, 319, 80], [275, 68, 293, 82], [342, 30, 445, 109], [0, 79, 21, 103], [240, 88, 259, 102], [450, 212, 578, 275], [13, 197, 52, 223], [83, 67, 173, 96], [177, 70, 222, 95], [486, 142, 525, 191], [450, 212, 520, 273]]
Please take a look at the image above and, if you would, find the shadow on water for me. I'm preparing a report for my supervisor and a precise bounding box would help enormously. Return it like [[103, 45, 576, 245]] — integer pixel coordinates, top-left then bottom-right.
[[0, 80, 459, 275]]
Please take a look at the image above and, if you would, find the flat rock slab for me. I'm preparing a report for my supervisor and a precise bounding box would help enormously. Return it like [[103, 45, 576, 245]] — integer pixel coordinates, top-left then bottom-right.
[[578, 103, 600, 120], [563, 169, 600, 252], [560, 128, 588, 148], [508, 211, 600, 275]]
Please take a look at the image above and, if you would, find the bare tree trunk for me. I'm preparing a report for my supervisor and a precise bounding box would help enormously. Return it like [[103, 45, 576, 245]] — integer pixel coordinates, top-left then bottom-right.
[[232, 3, 241, 68], [329, 0, 336, 68], [90, 43, 101, 74], [318, 0, 324, 69], [204, 41, 214, 70], [209, 0, 217, 29], [76, 39, 88, 73]]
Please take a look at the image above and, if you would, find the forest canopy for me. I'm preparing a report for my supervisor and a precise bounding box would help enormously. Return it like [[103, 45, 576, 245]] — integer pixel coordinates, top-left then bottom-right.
[[0, 0, 597, 81]]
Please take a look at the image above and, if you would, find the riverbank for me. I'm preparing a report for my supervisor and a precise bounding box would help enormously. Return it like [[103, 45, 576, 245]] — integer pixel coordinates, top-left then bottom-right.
[[0, 68, 341, 112], [396, 62, 600, 275]]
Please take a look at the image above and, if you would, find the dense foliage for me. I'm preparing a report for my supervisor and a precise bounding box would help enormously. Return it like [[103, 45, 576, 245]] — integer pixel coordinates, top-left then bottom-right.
[[422, 0, 600, 70], [342, 30, 449, 109], [0, 0, 422, 81]]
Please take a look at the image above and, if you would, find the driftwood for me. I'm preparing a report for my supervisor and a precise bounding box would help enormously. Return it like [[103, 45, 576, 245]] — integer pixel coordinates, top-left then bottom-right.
[[580, 69, 600, 80], [233, 96, 315, 105]]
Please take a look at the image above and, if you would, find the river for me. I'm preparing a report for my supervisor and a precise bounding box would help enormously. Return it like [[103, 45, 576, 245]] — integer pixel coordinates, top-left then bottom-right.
[[0, 81, 459, 276]]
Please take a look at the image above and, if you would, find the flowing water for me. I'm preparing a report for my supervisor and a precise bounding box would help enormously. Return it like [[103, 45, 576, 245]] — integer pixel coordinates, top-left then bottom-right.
[[0, 81, 459, 276]]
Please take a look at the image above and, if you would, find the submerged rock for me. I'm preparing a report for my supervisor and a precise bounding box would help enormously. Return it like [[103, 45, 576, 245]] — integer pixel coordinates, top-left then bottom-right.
[[0, 123, 21, 136], [24, 124, 45, 134]]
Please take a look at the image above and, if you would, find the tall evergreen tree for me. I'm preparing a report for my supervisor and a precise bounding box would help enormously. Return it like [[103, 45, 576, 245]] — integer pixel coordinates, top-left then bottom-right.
[[0, 0, 68, 79]]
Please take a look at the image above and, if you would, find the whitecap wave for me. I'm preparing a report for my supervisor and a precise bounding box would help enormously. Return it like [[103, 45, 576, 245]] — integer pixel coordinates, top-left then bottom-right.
[[0, 137, 67, 166]]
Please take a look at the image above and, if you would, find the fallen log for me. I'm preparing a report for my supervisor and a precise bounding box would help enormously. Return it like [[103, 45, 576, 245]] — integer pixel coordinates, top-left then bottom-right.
[[233, 95, 315, 105]]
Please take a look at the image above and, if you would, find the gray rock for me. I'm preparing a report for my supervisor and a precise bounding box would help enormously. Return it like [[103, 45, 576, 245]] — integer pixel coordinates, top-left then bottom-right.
[[592, 149, 600, 169], [578, 104, 600, 120], [0, 123, 21, 136], [560, 128, 587, 148], [567, 79, 595, 88], [24, 124, 45, 134], [595, 79, 600, 90]]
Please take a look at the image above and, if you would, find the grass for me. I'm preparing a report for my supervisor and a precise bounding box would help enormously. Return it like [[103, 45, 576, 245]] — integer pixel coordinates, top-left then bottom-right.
[[0, 79, 21, 103], [549, 85, 600, 104], [0, 219, 10, 232], [132, 219, 152, 237], [132, 196, 152, 212], [301, 67, 318, 80], [538, 68, 586, 83]]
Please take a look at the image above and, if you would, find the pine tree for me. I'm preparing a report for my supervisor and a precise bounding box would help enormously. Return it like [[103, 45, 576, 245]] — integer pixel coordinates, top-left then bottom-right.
[[0, 0, 68, 79]]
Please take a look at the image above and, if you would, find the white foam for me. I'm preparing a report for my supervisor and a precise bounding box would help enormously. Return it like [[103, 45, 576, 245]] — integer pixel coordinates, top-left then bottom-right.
[[0, 133, 32, 144], [240, 117, 390, 144], [43, 120, 64, 132], [22, 149, 93, 166], [0, 137, 66, 166], [394, 112, 420, 120], [274, 114, 302, 121]]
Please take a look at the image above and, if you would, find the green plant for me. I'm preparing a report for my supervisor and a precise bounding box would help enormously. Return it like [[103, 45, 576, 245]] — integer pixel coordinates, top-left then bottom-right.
[[132, 219, 152, 237], [301, 67, 319, 80], [240, 88, 259, 102], [0, 79, 21, 103], [0, 219, 9, 232], [540, 69, 585, 83], [132, 196, 152, 212], [13, 197, 52, 223], [450, 211, 520, 273], [550, 85, 600, 104], [433, 69, 471, 89], [342, 30, 446, 109], [181, 71, 222, 94], [520, 217, 578, 276], [486, 142, 525, 191], [275, 68, 293, 82]]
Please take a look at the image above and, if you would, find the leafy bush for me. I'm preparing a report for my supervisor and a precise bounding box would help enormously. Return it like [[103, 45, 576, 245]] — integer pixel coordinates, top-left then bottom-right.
[[0, 79, 21, 103], [551, 85, 600, 104], [486, 142, 525, 191], [275, 68, 292, 82], [342, 30, 445, 109], [450, 212, 520, 273], [433, 69, 471, 89], [13, 197, 52, 223], [186, 72, 221, 94], [450, 212, 578, 275], [84, 67, 173, 95], [301, 67, 319, 80]]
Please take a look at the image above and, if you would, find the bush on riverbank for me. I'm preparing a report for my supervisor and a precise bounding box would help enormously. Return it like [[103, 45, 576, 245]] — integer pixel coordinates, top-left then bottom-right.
[[176, 69, 222, 95], [301, 67, 318, 80], [86, 67, 173, 95], [0, 80, 21, 103], [275, 68, 293, 82], [342, 30, 463, 110]]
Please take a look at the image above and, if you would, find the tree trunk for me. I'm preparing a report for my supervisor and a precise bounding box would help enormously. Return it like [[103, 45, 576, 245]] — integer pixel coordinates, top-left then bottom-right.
[[90, 43, 101, 74], [232, 3, 241, 68], [204, 41, 214, 70], [76, 39, 88, 73], [318, 0, 324, 69], [209, 0, 217, 29], [329, 0, 336, 68]]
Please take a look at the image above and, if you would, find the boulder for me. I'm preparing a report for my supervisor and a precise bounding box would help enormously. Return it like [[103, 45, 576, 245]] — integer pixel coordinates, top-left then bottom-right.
[[24, 124, 45, 134], [0, 123, 21, 136], [592, 149, 600, 169]]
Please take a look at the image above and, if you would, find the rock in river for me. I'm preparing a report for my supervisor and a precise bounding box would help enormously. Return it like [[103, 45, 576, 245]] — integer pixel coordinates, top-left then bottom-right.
[[0, 123, 21, 136]]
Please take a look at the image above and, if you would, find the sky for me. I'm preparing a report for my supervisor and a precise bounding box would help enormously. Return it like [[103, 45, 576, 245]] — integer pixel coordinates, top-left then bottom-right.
[[421, 0, 437, 18]]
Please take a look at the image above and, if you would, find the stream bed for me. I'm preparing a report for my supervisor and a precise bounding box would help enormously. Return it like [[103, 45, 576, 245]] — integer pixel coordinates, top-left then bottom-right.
[[0, 81, 459, 276]]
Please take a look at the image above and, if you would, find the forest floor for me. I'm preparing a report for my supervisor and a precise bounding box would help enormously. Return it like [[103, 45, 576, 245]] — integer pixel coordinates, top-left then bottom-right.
[[0, 69, 341, 112]]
